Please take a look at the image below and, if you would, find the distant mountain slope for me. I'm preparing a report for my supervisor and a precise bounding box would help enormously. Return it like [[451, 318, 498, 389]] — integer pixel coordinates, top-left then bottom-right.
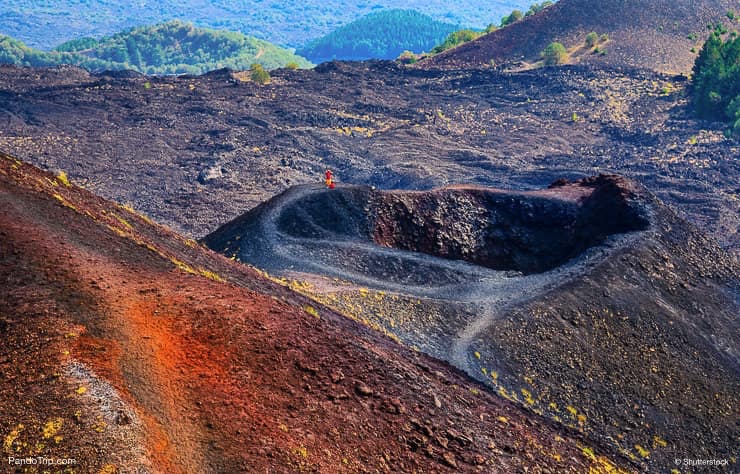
[[422, 0, 739, 73], [0, 1, 537, 50], [0, 21, 311, 73], [0, 152, 628, 472], [296, 10, 459, 63]]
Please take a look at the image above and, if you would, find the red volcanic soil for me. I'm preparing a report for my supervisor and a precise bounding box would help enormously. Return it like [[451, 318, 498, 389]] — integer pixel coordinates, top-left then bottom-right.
[[0, 152, 630, 472]]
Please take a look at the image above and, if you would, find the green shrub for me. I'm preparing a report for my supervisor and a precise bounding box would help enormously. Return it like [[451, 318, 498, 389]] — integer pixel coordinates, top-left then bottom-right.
[[285, 62, 299, 70], [541, 42, 568, 65], [600, 33, 609, 42], [250, 63, 271, 84], [585, 32, 599, 48], [500, 10, 523, 27], [397, 50, 418, 64]]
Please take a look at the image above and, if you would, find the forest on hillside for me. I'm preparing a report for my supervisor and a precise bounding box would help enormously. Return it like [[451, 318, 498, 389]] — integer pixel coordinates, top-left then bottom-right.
[[0, 0, 537, 50], [297, 10, 459, 63], [0, 21, 311, 74]]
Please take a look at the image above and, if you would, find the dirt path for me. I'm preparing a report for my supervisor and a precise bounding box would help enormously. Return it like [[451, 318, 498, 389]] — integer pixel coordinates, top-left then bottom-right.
[[234, 183, 644, 380]]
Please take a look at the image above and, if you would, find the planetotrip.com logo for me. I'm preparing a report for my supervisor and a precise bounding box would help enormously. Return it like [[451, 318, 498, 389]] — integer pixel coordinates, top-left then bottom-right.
[[7, 456, 77, 466]]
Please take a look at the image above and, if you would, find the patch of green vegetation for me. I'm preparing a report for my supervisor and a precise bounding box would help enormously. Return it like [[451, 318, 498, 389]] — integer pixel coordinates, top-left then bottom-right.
[[297, 10, 459, 63], [541, 41, 568, 65], [585, 32, 599, 48], [397, 50, 418, 64], [499, 1, 554, 28], [0, 20, 311, 74], [250, 63, 271, 84], [500, 10, 523, 27], [691, 26, 740, 136], [524, 1, 554, 18], [431, 29, 482, 54]]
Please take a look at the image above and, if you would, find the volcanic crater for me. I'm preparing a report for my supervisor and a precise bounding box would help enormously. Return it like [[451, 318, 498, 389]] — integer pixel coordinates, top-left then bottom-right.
[[205, 174, 739, 471]]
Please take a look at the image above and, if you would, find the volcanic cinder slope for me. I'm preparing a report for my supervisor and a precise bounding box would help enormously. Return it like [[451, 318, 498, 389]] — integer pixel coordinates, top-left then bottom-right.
[[0, 152, 635, 472], [204, 175, 740, 471], [422, 0, 739, 73]]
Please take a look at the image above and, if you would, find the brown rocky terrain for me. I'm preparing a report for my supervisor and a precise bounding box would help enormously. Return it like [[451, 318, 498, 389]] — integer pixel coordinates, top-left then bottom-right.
[[0, 151, 636, 472], [204, 176, 739, 471], [0, 61, 736, 254], [422, 0, 739, 74]]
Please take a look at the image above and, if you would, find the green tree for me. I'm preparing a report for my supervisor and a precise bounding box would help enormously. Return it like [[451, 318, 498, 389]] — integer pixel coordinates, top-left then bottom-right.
[[500, 10, 523, 27], [692, 29, 740, 122], [541, 42, 568, 65], [250, 63, 270, 84]]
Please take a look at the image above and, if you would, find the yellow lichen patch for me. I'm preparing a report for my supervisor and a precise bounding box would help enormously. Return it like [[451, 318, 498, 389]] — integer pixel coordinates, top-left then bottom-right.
[[106, 224, 128, 238], [4, 424, 24, 453], [577, 413, 587, 425], [42, 418, 63, 439], [497, 416, 508, 424], [99, 465, 117, 474], [198, 268, 225, 282], [549, 402, 559, 412], [521, 388, 535, 405], [304, 305, 320, 319], [358, 288, 369, 297], [53, 193, 77, 211], [171, 258, 197, 275], [56, 171, 71, 187], [566, 405, 578, 417], [589, 455, 630, 474], [294, 446, 308, 458], [76, 385, 87, 395], [634, 444, 649, 458], [474, 351, 481, 359], [112, 213, 133, 230], [652, 435, 667, 448], [579, 445, 596, 461]]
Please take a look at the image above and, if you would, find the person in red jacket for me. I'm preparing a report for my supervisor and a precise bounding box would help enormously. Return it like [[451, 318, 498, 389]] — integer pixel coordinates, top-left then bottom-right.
[[325, 169, 335, 189]]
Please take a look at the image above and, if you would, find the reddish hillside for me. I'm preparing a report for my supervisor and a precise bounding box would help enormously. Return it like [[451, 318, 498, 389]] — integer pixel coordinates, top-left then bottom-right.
[[422, 0, 739, 73], [0, 152, 630, 472]]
